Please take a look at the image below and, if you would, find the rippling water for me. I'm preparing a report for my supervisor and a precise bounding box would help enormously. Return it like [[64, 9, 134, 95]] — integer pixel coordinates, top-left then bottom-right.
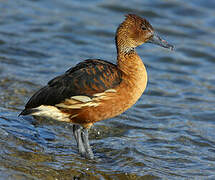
[[0, 0, 215, 179]]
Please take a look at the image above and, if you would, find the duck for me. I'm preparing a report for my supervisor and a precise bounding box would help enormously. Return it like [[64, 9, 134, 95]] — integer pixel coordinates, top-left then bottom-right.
[[19, 14, 173, 160]]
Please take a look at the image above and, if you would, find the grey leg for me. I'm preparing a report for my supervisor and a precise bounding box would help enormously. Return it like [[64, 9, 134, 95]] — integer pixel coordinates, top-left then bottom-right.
[[81, 128, 94, 160], [73, 125, 86, 156]]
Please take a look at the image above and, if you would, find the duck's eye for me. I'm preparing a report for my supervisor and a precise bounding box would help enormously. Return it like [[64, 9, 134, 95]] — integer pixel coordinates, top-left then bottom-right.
[[142, 26, 147, 31]]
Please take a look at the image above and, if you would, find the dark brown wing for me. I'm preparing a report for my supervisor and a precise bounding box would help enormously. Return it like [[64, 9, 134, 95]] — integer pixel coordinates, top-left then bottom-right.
[[20, 59, 122, 114]]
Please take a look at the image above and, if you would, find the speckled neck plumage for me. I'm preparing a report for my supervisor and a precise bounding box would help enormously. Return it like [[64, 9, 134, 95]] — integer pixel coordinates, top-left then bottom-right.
[[117, 50, 147, 85]]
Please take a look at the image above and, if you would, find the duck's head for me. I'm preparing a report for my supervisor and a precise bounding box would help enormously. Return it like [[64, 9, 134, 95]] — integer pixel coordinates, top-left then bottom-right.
[[116, 14, 173, 53]]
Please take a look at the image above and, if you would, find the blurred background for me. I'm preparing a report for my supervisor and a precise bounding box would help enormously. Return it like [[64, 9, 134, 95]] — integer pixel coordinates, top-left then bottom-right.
[[0, 0, 215, 179]]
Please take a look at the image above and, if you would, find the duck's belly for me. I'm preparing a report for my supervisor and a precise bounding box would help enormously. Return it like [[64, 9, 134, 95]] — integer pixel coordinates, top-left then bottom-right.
[[68, 77, 147, 127]]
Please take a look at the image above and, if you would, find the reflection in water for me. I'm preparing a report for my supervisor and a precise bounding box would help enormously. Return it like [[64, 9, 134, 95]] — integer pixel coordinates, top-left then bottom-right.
[[0, 0, 215, 179]]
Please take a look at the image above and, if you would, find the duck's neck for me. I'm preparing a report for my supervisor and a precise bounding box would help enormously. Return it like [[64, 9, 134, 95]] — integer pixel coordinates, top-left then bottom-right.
[[116, 48, 148, 99], [115, 27, 146, 77], [117, 50, 144, 76], [115, 27, 143, 74]]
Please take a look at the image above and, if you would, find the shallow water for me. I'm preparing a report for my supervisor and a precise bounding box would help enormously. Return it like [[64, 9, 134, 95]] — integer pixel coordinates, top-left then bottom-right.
[[0, 0, 215, 179]]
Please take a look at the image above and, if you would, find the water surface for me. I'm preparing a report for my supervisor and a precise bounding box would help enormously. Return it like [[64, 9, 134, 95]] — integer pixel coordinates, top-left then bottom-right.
[[0, 0, 215, 179]]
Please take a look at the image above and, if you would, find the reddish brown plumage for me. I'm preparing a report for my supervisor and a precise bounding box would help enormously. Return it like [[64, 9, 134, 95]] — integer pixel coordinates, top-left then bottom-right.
[[20, 14, 172, 129]]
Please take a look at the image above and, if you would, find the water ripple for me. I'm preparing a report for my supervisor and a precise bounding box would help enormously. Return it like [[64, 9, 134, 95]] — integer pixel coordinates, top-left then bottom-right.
[[0, 0, 215, 179]]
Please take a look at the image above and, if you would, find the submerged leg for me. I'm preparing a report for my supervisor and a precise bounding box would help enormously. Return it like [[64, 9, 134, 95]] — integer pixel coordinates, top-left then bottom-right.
[[81, 128, 94, 160], [73, 124, 86, 156]]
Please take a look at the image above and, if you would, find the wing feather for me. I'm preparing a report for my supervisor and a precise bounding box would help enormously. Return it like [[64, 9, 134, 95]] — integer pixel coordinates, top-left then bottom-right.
[[22, 59, 122, 112]]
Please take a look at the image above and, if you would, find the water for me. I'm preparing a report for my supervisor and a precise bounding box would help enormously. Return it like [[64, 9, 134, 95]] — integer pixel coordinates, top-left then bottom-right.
[[0, 0, 215, 179]]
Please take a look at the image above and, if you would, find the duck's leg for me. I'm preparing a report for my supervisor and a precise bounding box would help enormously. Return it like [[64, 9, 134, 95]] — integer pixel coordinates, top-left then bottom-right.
[[81, 128, 94, 160], [73, 124, 86, 156]]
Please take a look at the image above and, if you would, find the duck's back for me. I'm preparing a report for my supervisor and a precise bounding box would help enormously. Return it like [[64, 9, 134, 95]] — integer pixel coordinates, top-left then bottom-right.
[[20, 59, 122, 115]]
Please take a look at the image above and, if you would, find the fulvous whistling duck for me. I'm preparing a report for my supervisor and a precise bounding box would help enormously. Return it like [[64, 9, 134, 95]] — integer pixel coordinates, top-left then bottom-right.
[[19, 14, 173, 159]]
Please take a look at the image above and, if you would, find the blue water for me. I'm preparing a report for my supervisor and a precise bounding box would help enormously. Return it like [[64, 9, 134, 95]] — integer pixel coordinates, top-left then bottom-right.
[[0, 0, 215, 179]]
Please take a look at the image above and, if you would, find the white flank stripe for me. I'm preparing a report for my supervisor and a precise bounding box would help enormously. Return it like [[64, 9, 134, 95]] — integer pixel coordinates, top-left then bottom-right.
[[105, 89, 117, 93], [71, 96, 92, 103], [31, 105, 70, 122]]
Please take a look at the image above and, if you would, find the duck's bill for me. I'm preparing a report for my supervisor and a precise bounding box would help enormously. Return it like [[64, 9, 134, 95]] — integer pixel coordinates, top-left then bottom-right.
[[147, 33, 174, 50]]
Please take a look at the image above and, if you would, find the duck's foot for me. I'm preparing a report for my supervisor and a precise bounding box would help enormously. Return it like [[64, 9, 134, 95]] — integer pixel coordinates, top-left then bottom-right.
[[73, 124, 94, 160], [81, 128, 94, 160], [73, 124, 86, 156]]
